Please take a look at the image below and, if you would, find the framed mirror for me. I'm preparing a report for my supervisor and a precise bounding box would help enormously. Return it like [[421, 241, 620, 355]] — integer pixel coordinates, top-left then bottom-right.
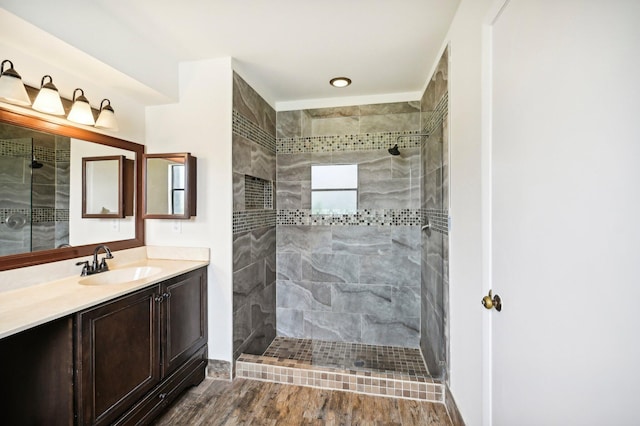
[[143, 153, 196, 219], [0, 107, 144, 271], [82, 155, 134, 218]]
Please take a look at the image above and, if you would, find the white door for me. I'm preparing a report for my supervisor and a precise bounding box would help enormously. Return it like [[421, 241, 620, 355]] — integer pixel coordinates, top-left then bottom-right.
[[488, 0, 640, 424]]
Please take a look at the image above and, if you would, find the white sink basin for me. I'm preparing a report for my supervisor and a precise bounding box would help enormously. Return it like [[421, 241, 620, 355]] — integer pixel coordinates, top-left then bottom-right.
[[79, 266, 163, 286]]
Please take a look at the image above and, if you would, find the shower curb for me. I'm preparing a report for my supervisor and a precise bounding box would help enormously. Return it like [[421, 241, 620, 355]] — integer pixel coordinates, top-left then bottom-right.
[[236, 353, 445, 403]]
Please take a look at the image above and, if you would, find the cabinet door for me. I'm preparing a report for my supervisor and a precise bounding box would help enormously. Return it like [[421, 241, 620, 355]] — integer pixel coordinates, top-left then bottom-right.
[[76, 286, 161, 426], [161, 268, 207, 377]]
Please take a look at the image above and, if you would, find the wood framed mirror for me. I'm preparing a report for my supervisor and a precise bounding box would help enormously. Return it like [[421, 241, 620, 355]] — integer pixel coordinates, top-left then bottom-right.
[[0, 107, 144, 271], [82, 155, 134, 218], [143, 153, 197, 219]]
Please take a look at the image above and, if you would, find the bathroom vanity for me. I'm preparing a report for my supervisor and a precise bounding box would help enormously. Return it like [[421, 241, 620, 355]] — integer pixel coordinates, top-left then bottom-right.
[[0, 259, 208, 425]]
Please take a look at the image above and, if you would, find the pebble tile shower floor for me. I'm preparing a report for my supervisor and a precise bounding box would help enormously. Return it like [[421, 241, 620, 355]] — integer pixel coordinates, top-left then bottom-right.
[[236, 337, 444, 403]]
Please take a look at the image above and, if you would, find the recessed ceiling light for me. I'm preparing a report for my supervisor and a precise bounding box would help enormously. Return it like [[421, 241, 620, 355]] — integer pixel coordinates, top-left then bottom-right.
[[330, 77, 351, 88]]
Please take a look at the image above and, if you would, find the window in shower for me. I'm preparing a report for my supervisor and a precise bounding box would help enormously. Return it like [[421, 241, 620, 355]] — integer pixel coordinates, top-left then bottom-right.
[[311, 164, 358, 214]]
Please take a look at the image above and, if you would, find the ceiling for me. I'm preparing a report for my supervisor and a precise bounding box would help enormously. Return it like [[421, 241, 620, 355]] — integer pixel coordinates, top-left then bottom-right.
[[0, 0, 460, 108]]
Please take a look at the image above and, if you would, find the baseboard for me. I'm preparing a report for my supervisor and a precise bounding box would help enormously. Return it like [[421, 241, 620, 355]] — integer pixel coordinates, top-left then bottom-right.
[[445, 385, 465, 426], [207, 359, 232, 381]]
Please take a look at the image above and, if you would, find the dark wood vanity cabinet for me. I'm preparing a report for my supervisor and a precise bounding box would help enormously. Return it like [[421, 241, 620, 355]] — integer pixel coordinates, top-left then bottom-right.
[[75, 267, 208, 425]]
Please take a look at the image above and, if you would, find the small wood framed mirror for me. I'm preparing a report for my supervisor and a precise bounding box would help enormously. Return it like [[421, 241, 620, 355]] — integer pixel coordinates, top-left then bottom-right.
[[143, 153, 197, 219], [82, 155, 134, 218]]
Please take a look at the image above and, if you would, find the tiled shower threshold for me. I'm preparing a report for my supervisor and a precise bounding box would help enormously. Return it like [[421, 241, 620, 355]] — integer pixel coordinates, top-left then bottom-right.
[[236, 337, 444, 403]]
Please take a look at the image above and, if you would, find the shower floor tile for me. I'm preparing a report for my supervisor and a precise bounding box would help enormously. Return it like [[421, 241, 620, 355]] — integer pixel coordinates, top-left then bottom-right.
[[263, 336, 430, 378]]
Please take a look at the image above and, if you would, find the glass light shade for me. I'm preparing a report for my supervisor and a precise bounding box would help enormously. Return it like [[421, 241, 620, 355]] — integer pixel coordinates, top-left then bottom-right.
[[0, 60, 31, 106], [32, 75, 65, 115], [67, 88, 95, 125], [95, 99, 118, 131]]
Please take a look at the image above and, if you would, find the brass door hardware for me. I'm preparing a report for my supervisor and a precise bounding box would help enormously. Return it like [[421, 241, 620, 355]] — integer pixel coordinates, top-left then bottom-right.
[[482, 289, 502, 312]]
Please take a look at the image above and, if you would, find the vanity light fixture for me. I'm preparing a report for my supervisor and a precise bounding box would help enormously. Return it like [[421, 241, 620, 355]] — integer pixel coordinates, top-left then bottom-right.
[[330, 77, 352, 88], [0, 59, 32, 106], [67, 88, 95, 125], [32, 75, 65, 115], [95, 99, 118, 131]]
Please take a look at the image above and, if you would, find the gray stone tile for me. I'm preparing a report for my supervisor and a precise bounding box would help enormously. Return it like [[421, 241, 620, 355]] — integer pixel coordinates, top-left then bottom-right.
[[251, 143, 276, 182], [360, 254, 419, 286], [331, 283, 392, 315], [426, 125, 443, 174], [359, 101, 420, 116], [233, 231, 251, 271], [309, 116, 359, 137], [304, 106, 360, 118], [301, 181, 311, 209], [55, 184, 69, 210], [303, 311, 362, 342], [276, 308, 304, 338], [276, 252, 301, 281], [233, 303, 251, 350], [359, 178, 412, 209], [31, 184, 55, 209], [302, 253, 359, 283], [361, 314, 420, 348], [232, 134, 252, 175], [265, 254, 277, 287], [276, 153, 310, 182], [277, 280, 331, 311], [251, 226, 276, 262], [391, 227, 421, 256], [233, 261, 265, 311], [276, 225, 332, 253], [276, 110, 301, 138], [233, 72, 275, 136], [233, 172, 245, 211], [276, 181, 301, 209], [359, 112, 420, 133], [310, 152, 333, 164], [331, 226, 391, 255], [391, 148, 420, 179], [423, 169, 438, 210]]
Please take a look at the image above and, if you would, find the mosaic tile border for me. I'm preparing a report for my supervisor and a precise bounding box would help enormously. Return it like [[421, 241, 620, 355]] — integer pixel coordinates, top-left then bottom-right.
[[277, 130, 424, 154], [233, 209, 276, 234], [423, 208, 449, 235], [233, 110, 276, 153], [1, 208, 70, 224], [277, 209, 422, 227], [236, 354, 444, 403], [245, 175, 273, 210], [0, 138, 31, 156], [423, 92, 448, 135]]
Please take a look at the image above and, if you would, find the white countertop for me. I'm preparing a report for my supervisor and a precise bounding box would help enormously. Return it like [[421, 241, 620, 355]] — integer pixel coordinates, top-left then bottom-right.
[[0, 258, 209, 339]]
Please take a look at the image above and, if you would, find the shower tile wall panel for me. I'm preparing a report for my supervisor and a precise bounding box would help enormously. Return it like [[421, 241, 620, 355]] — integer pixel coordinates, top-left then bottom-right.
[[276, 101, 423, 348], [232, 72, 277, 360], [420, 48, 449, 379]]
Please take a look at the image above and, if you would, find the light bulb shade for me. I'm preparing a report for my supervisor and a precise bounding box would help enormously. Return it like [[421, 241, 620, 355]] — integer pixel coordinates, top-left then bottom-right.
[[95, 99, 118, 131], [67, 88, 95, 125], [32, 75, 65, 115], [0, 60, 32, 106]]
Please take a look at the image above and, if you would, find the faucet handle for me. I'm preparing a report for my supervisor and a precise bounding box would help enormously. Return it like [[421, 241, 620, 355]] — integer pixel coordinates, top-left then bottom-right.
[[76, 260, 90, 276]]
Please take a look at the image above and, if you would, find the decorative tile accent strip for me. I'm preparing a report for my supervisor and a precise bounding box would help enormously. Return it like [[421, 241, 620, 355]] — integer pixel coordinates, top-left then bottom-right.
[[423, 92, 448, 135], [245, 175, 273, 210], [236, 354, 444, 403], [277, 130, 424, 154], [277, 209, 422, 227], [55, 209, 69, 222], [0, 138, 31, 156], [233, 209, 276, 234], [423, 208, 448, 235], [233, 110, 276, 153]]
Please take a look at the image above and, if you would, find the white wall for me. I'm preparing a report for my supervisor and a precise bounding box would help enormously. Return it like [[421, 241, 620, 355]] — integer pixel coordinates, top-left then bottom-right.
[[145, 58, 234, 363]]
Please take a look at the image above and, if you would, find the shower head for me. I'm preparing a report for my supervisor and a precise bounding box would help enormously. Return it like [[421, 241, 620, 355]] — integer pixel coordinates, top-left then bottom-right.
[[388, 144, 401, 156], [29, 159, 43, 169]]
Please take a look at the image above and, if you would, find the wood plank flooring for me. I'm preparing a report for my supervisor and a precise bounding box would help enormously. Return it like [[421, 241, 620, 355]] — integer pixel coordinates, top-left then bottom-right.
[[153, 378, 452, 425]]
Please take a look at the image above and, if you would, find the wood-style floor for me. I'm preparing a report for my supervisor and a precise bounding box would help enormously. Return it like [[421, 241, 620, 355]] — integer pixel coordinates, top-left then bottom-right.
[[153, 378, 452, 425]]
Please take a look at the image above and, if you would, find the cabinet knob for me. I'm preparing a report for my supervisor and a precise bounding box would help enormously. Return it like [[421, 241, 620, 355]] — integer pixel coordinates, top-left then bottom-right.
[[154, 295, 164, 303], [162, 292, 171, 299], [159, 392, 168, 400]]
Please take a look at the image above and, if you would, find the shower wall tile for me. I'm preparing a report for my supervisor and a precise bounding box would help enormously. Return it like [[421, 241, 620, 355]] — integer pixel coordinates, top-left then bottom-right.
[[359, 254, 419, 287], [276, 308, 305, 338], [391, 148, 421, 179], [303, 311, 362, 342], [276, 280, 331, 312], [277, 225, 332, 253], [359, 179, 412, 209], [276, 110, 302, 138], [308, 116, 359, 137], [305, 106, 360, 119], [251, 143, 276, 182], [31, 184, 55, 209], [359, 102, 420, 116], [276, 181, 302, 210], [359, 112, 420, 134], [331, 283, 392, 316], [233, 173, 245, 211], [391, 227, 421, 256], [276, 153, 310, 182], [361, 314, 420, 347], [233, 261, 265, 310], [233, 231, 252, 271], [233, 72, 276, 136], [232, 134, 252, 175], [251, 226, 276, 262], [277, 253, 301, 281], [301, 253, 360, 283], [331, 226, 391, 255]]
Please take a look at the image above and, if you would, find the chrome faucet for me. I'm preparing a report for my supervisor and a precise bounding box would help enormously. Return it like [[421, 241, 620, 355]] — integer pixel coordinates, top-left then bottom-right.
[[76, 245, 114, 276]]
